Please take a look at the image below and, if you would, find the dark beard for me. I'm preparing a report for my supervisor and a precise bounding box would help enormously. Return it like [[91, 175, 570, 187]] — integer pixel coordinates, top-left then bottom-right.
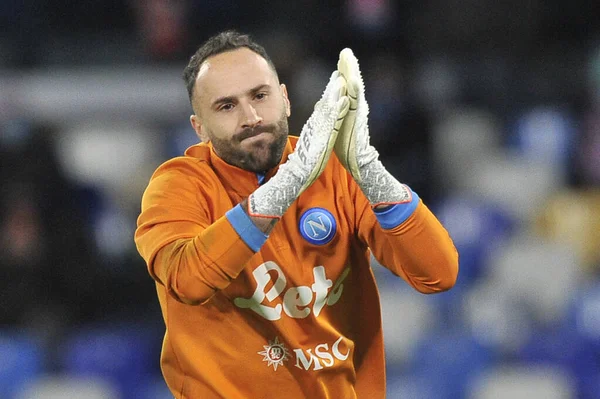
[[210, 115, 289, 173]]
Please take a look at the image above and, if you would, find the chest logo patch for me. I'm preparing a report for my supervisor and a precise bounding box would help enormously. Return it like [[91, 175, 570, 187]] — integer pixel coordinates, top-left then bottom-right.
[[299, 207, 337, 245], [258, 337, 290, 371]]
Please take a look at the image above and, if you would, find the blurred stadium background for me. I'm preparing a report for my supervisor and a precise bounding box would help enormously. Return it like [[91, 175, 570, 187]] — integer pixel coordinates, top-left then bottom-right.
[[1, 0, 600, 398]]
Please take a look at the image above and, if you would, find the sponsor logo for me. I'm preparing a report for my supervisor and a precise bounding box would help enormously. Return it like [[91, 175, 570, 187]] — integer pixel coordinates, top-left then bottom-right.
[[258, 336, 351, 371], [299, 208, 336, 245], [234, 262, 350, 321], [294, 336, 350, 371], [257, 337, 290, 371]]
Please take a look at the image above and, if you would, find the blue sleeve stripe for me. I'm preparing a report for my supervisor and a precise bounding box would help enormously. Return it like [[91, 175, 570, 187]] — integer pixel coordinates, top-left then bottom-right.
[[225, 204, 268, 252], [373, 189, 420, 229]]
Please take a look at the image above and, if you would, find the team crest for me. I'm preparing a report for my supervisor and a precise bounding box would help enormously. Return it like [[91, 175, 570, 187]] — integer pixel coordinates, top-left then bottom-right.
[[299, 208, 337, 245], [257, 337, 290, 371]]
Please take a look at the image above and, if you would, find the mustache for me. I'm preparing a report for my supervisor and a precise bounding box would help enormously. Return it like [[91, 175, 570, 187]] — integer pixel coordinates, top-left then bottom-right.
[[234, 124, 276, 142]]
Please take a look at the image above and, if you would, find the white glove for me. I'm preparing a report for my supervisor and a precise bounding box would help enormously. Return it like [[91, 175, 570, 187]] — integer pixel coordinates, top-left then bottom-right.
[[335, 48, 411, 206], [248, 71, 349, 218]]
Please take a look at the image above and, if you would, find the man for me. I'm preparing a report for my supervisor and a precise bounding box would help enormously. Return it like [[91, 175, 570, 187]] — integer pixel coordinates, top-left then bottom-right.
[[135, 30, 458, 398]]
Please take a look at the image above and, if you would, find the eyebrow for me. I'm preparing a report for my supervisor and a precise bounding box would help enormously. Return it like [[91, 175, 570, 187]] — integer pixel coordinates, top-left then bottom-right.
[[211, 84, 272, 109]]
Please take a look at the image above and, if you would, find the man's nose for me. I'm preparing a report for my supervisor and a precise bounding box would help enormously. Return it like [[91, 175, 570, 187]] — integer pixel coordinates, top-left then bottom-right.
[[241, 103, 263, 129]]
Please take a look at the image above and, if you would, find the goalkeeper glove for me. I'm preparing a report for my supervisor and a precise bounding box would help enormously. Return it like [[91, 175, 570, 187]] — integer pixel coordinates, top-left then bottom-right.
[[335, 48, 412, 207], [248, 71, 349, 218]]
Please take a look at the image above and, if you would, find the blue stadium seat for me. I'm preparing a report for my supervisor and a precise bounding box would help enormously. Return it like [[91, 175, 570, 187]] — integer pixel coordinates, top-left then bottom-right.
[[378, 282, 440, 367], [565, 279, 600, 354], [508, 106, 576, 178], [61, 323, 160, 398], [429, 194, 513, 325], [386, 369, 441, 399], [407, 330, 494, 399], [432, 194, 513, 285], [559, 280, 600, 398], [517, 326, 600, 399], [578, 371, 600, 399], [0, 330, 43, 399], [133, 375, 173, 399]]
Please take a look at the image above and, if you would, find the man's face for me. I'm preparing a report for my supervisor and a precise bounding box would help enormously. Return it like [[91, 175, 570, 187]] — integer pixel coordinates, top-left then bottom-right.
[[190, 48, 291, 173]]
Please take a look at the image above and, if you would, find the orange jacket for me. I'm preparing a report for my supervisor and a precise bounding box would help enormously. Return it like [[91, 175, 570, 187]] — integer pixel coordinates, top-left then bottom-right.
[[135, 136, 458, 399]]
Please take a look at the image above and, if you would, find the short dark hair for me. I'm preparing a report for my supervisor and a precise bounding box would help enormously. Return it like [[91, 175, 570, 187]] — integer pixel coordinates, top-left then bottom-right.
[[183, 30, 278, 106]]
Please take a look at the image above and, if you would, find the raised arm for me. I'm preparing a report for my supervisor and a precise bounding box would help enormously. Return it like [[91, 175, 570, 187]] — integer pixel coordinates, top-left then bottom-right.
[[336, 48, 458, 293], [135, 71, 349, 305]]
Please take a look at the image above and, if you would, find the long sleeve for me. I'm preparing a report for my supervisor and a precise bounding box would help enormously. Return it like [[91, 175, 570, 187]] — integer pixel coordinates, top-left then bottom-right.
[[353, 176, 459, 293], [134, 161, 256, 305], [135, 141, 407, 398]]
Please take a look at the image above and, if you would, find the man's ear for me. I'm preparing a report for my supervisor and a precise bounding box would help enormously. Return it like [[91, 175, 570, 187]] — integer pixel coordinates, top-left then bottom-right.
[[190, 114, 209, 142], [281, 84, 291, 117]]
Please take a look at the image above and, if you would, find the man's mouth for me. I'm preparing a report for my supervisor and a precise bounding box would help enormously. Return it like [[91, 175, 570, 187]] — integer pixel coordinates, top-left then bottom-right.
[[236, 125, 275, 142], [238, 127, 271, 141], [242, 131, 270, 143]]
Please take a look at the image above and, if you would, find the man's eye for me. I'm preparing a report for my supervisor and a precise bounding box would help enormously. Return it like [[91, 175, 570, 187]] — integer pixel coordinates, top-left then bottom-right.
[[220, 104, 234, 111], [255, 92, 267, 100]]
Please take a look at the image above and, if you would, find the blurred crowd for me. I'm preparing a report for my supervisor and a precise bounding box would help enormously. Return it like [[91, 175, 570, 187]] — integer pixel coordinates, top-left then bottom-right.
[[1, 1, 600, 398]]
